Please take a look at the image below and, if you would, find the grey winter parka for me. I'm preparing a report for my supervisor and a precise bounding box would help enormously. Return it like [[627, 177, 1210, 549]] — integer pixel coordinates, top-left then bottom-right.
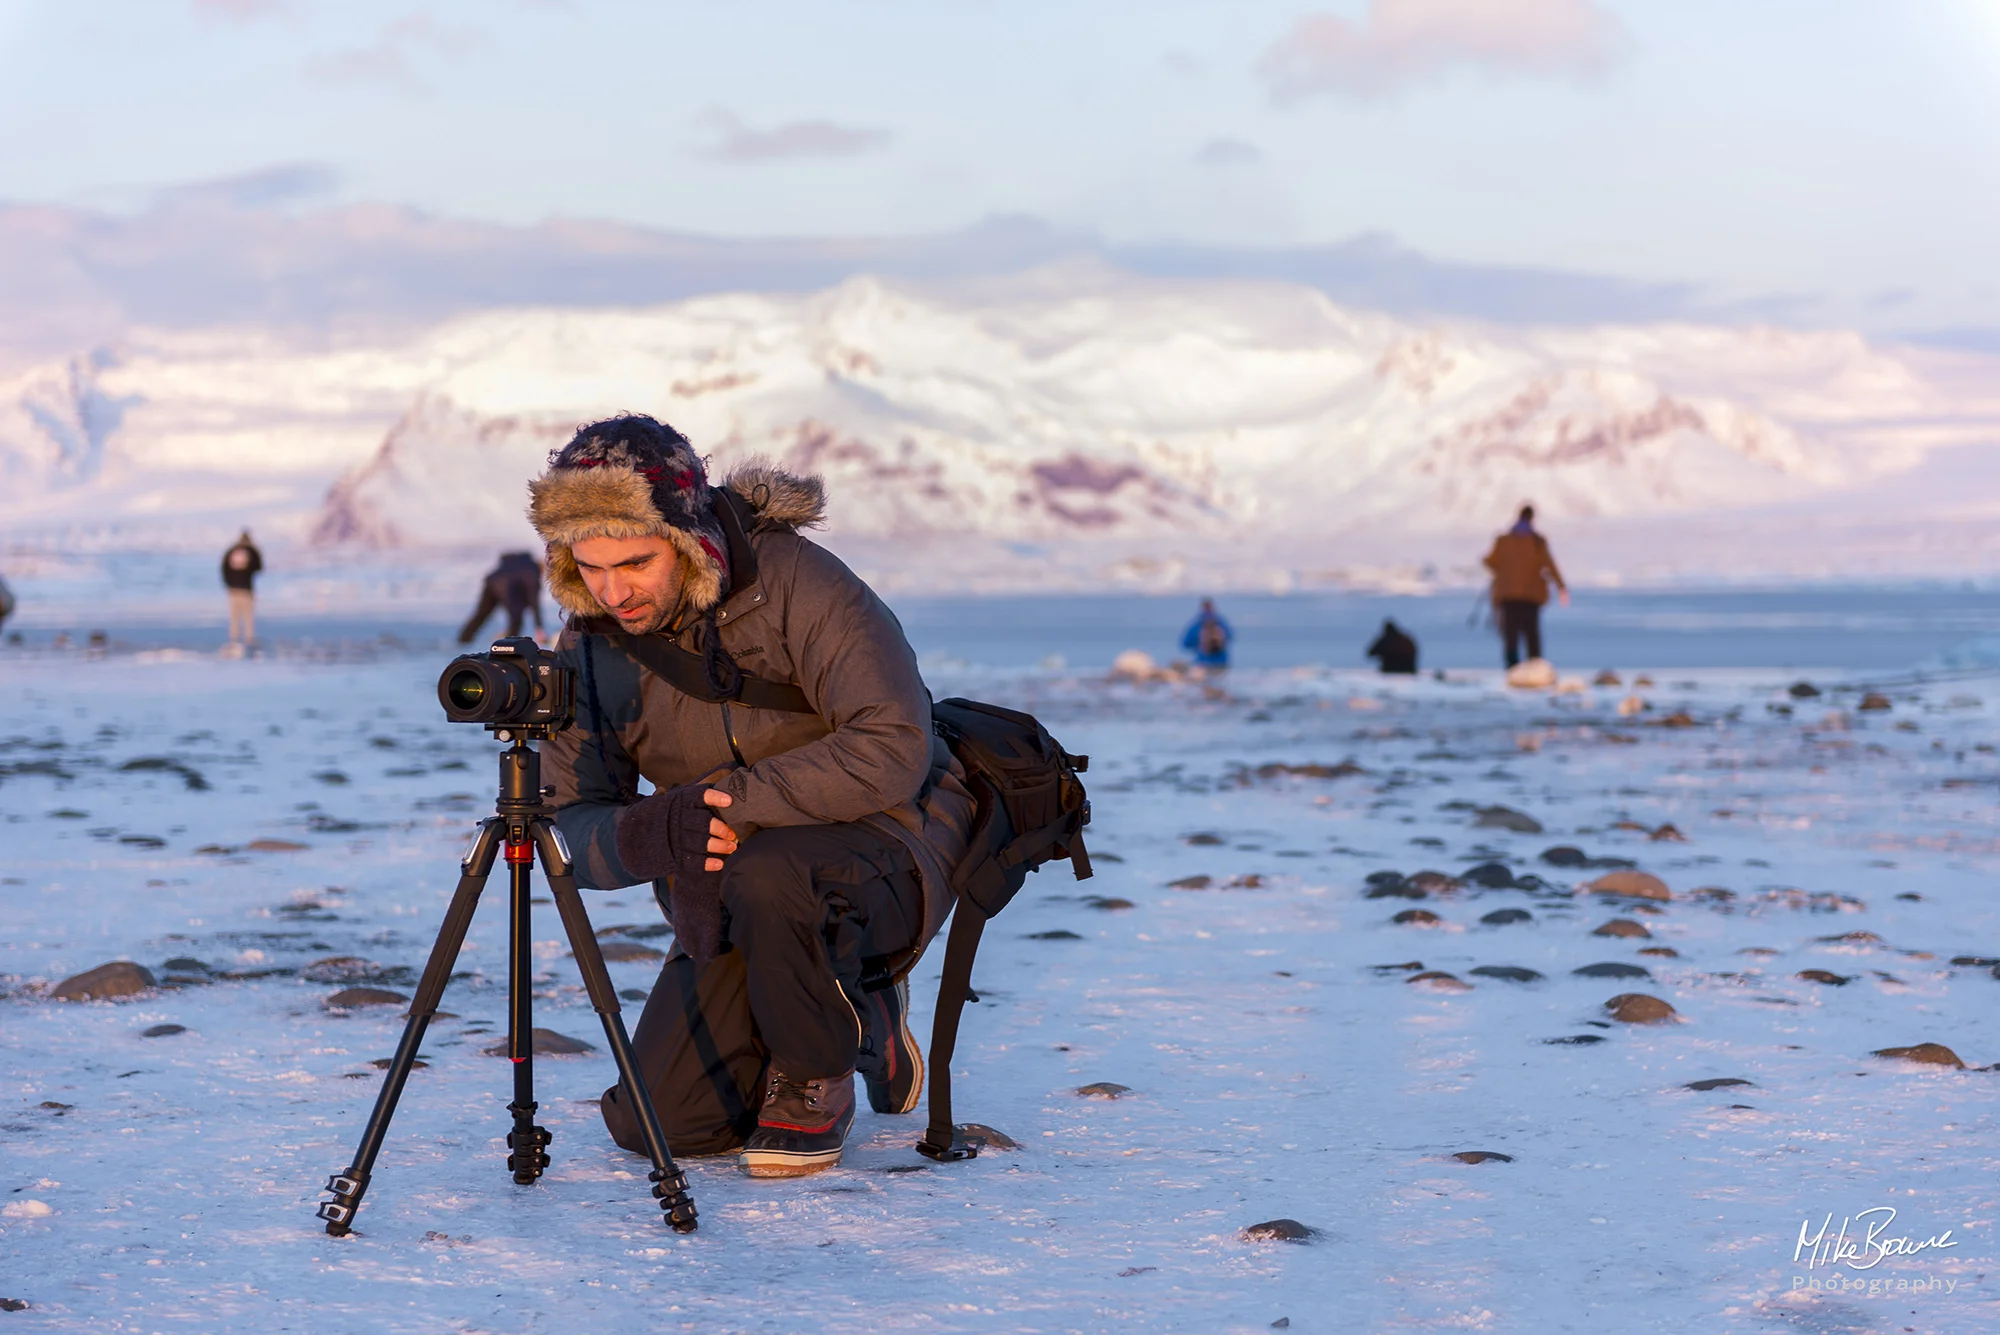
[[541, 474, 976, 953]]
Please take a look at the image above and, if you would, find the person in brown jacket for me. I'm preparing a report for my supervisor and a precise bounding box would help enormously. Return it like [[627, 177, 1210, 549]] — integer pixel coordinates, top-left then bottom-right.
[[1482, 505, 1568, 668], [529, 414, 974, 1180]]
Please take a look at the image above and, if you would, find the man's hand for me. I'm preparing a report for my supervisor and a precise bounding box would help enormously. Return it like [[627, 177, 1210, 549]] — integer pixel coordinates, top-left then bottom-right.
[[702, 789, 737, 871], [614, 784, 740, 965], [614, 783, 738, 882]]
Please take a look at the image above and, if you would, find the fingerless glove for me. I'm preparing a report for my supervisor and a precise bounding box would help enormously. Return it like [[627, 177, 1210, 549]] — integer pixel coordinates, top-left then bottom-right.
[[614, 784, 726, 964]]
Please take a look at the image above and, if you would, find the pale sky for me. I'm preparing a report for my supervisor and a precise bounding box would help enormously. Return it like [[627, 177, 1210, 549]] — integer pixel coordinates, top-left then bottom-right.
[[2, 0, 1998, 332]]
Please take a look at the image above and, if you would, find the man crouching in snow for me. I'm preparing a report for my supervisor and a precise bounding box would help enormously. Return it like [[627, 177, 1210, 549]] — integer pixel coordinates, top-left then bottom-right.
[[529, 414, 975, 1177]]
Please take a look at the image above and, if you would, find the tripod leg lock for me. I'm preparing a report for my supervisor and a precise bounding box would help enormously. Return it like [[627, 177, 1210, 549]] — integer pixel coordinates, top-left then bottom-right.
[[318, 1170, 370, 1235], [650, 1166, 699, 1233]]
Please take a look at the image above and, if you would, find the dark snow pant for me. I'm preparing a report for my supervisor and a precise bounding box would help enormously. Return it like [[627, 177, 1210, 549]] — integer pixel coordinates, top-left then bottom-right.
[[1499, 600, 1543, 667], [600, 822, 923, 1157]]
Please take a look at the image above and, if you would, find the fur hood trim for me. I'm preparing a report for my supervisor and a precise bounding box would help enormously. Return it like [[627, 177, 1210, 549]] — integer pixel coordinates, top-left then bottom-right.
[[531, 459, 826, 619], [724, 460, 827, 534]]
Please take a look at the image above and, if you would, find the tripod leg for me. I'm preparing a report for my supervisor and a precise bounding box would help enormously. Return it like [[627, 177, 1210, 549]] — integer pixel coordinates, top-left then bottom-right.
[[318, 819, 503, 1236], [505, 846, 550, 1184], [534, 819, 698, 1233]]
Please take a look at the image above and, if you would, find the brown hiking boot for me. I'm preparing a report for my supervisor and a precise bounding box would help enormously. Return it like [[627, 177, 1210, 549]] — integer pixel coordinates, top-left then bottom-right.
[[740, 1063, 856, 1177]]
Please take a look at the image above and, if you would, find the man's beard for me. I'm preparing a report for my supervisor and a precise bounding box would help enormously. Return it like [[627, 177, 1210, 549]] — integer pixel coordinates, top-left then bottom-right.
[[609, 594, 679, 637]]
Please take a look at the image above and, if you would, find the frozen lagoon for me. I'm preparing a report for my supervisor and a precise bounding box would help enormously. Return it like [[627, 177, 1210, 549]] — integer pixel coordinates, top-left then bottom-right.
[[2, 636, 1998, 1332], [14, 583, 2000, 671]]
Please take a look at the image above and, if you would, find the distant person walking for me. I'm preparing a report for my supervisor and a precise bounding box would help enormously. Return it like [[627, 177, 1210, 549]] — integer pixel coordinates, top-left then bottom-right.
[[0, 571, 14, 639], [1366, 618, 1418, 674], [221, 529, 263, 647], [1182, 598, 1232, 669], [458, 551, 546, 644], [1482, 505, 1567, 668]]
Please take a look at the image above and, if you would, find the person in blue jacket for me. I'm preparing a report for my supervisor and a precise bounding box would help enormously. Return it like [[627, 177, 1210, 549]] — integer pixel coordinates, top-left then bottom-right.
[[1182, 598, 1232, 668]]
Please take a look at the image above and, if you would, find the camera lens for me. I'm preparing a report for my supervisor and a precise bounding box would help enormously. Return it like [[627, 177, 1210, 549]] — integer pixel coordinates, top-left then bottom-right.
[[446, 669, 487, 712], [438, 656, 528, 723]]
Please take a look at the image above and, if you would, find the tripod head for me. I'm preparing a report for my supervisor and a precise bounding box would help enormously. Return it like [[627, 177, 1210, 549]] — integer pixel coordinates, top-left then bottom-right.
[[482, 725, 561, 819], [488, 723, 567, 744]]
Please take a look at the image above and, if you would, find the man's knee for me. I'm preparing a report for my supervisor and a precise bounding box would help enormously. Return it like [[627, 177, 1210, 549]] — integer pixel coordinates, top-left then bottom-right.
[[601, 952, 764, 1157], [600, 1079, 648, 1154], [600, 1079, 752, 1158], [719, 829, 823, 924]]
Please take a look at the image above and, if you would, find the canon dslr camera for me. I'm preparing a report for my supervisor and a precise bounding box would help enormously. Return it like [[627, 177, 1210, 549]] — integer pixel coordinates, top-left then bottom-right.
[[438, 636, 576, 732]]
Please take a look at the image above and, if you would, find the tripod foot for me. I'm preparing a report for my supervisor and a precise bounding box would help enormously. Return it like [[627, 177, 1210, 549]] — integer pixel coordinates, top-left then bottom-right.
[[507, 1121, 552, 1183], [651, 1166, 699, 1233], [317, 1169, 370, 1236]]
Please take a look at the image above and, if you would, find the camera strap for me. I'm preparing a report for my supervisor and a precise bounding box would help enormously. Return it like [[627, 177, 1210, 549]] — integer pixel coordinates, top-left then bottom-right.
[[606, 632, 815, 714]]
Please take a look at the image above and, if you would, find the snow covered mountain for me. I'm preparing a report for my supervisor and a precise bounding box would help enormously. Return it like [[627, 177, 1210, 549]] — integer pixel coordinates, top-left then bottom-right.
[[3, 266, 1997, 593]]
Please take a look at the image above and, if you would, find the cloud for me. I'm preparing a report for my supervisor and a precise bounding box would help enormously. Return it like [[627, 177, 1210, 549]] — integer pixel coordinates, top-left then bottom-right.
[[0, 204, 1729, 380], [306, 12, 483, 95], [1259, 0, 1623, 103], [157, 162, 341, 212], [1195, 138, 1263, 167], [696, 109, 893, 163]]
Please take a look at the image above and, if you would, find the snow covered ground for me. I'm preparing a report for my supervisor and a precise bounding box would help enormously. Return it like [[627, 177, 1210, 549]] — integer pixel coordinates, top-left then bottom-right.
[[4, 643, 1999, 1332]]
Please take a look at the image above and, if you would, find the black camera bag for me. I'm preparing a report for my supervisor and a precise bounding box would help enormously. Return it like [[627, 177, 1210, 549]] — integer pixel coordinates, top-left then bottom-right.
[[918, 698, 1092, 1160]]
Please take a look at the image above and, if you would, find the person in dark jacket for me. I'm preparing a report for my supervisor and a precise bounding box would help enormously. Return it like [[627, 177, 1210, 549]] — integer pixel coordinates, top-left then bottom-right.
[[1482, 506, 1567, 668], [1366, 619, 1418, 674], [220, 530, 263, 646], [1181, 598, 1232, 668], [457, 552, 545, 644], [530, 415, 974, 1179]]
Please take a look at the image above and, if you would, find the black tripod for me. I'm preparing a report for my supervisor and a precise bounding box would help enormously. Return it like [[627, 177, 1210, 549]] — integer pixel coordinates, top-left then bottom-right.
[[316, 726, 697, 1235]]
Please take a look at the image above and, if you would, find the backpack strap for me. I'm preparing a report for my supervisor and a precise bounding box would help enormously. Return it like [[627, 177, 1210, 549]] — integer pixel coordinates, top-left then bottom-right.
[[997, 818, 1091, 875], [607, 632, 815, 714], [915, 892, 987, 1162]]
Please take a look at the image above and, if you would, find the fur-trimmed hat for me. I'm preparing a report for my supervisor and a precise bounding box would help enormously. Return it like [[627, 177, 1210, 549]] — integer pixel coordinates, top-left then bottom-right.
[[529, 416, 831, 621], [528, 414, 732, 620]]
